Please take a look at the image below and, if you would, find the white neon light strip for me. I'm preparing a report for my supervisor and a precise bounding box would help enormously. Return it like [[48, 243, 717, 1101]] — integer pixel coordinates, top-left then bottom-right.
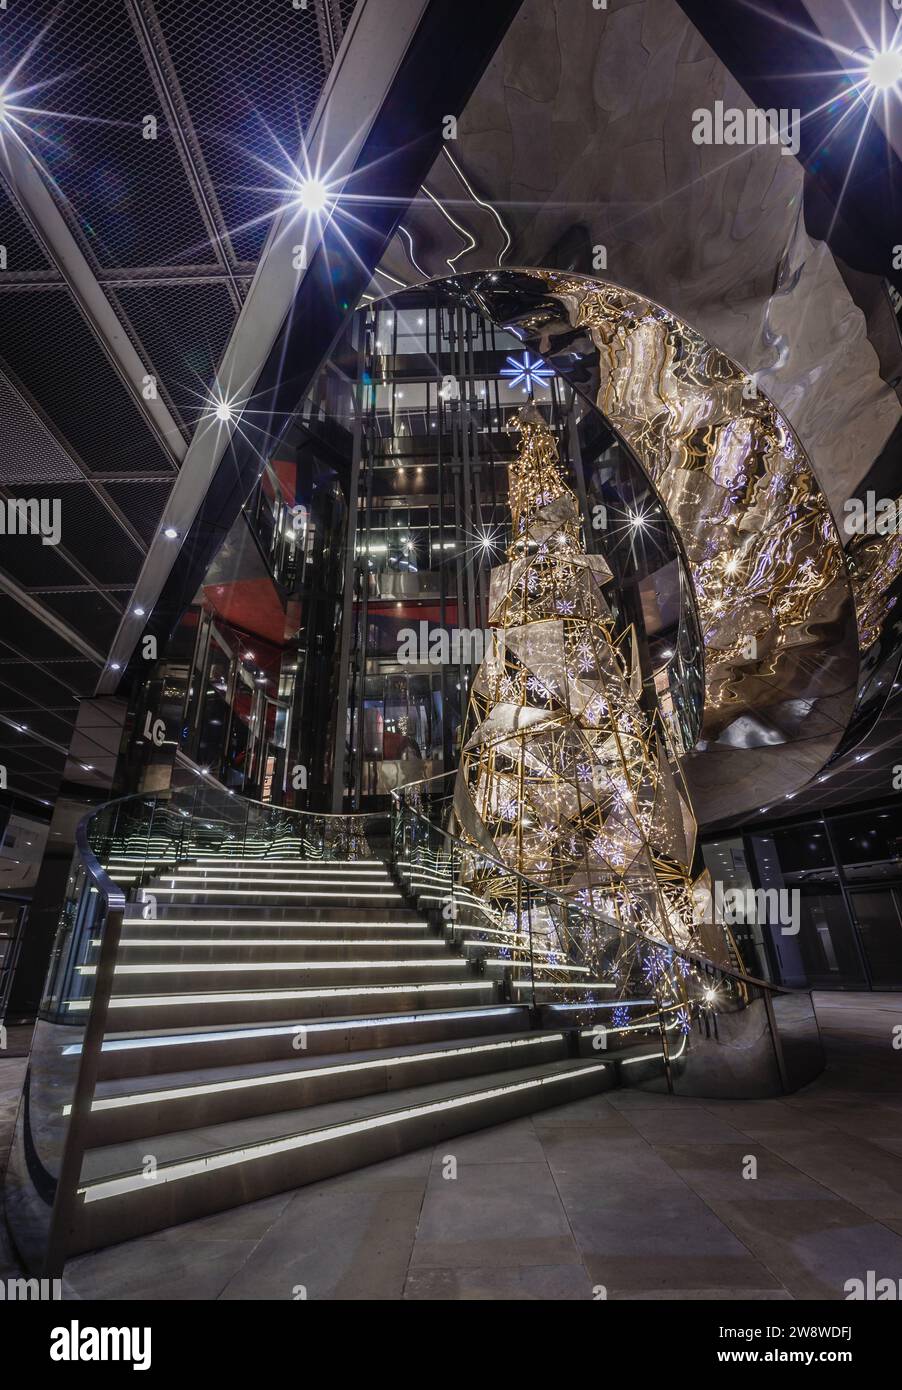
[[63, 1005, 523, 1054], [170, 873, 392, 884], [78, 1063, 610, 1203], [82, 959, 468, 977], [112, 938, 444, 949], [79, 1034, 566, 1113], [120, 919, 423, 929], [172, 867, 389, 878], [153, 888, 402, 899], [67, 981, 494, 1011]]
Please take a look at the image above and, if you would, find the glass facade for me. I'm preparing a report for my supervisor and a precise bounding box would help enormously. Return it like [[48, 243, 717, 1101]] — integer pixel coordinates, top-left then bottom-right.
[[705, 804, 902, 991]]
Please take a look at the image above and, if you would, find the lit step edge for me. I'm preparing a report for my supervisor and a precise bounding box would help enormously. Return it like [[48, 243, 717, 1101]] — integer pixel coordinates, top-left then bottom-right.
[[80, 959, 469, 977], [77, 1062, 610, 1203], [66, 981, 495, 1011], [149, 888, 402, 898], [63, 1005, 525, 1055], [166, 876, 393, 885], [108, 938, 445, 949], [120, 919, 425, 929], [74, 1034, 566, 1113]]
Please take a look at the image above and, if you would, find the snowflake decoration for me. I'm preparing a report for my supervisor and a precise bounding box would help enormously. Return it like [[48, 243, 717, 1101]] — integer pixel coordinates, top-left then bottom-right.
[[642, 947, 673, 986], [575, 640, 595, 673], [527, 674, 556, 703]]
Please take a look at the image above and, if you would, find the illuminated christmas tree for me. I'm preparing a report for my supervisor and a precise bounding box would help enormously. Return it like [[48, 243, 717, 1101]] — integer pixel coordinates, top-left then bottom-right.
[[454, 402, 724, 970]]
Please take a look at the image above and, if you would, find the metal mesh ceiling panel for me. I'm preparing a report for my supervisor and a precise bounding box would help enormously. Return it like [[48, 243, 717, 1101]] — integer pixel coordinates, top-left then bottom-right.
[[34, 591, 124, 652], [0, 2, 212, 269], [153, 0, 329, 262], [0, 291, 176, 476], [0, 650, 88, 705], [338, 2, 358, 33], [0, 740, 67, 797], [2, 705, 78, 746], [0, 539, 84, 591], [3, 483, 144, 587], [111, 281, 237, 430], [0, 599, 91, 663], [21, 659, 98, 698], [0, 368, 84, 485], [102, 477, 176, 545], [0, 185, 52, 273]]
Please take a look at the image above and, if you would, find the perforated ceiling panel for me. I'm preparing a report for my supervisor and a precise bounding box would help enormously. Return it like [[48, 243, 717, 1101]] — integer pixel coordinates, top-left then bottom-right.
[[0, 369, 84, 485], [0, 2, 211, 269], [0, 291, 176, 476], [152, 0, 330, 262], [110, 281, 238, 433]]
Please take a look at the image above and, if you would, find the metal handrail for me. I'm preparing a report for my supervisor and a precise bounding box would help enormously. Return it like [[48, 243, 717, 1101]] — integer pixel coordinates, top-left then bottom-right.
[[390, 769, 780, 998]]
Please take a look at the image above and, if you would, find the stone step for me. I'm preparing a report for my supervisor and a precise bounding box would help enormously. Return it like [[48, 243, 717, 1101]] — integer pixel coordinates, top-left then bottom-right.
[[94, 1003, 534, 1080], [85, 1029, 571, 1144], [72, 1057, 614, 1253]]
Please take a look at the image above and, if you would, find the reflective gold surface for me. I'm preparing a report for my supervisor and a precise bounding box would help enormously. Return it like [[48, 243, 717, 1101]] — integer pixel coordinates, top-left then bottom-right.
[[481, 270, 860, 824]]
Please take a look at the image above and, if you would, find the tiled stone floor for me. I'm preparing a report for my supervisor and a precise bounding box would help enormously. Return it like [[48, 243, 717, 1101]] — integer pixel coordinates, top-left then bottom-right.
[[2, 995, 902, 1300]]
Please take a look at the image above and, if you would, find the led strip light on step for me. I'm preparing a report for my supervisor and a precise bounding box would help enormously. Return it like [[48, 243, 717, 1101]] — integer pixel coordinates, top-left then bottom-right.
[[109, 938, 445, 949], [77, 1062, 611, 1203], [152, 887, 402, 899], [76, 1034, 567, 1113], [169, 872, 393, 884], [66, 981, 495, 1012], [170, 867, 391, 878], [120, 920, 425, 929], [79, 959, 469, 977], [63, 1005, 526, 1055]]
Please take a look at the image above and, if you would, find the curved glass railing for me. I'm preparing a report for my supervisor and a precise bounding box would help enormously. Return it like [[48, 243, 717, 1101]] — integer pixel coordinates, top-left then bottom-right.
[[390, 771, 823, 1101]]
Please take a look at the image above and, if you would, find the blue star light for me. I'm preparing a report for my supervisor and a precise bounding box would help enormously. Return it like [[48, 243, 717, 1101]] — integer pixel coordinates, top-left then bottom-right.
[[500, 351, 555, 393]]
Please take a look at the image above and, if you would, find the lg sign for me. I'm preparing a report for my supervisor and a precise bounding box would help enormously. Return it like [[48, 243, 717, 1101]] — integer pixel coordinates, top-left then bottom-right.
[[142, 712, 167, 747]]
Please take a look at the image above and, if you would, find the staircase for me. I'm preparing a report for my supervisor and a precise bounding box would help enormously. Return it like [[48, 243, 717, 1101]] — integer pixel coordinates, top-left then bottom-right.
[[70, 852, 615, 1254]]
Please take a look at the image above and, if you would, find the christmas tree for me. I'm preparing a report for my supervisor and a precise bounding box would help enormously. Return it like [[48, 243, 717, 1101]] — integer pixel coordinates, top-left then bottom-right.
[[454, 402, 726, 971]]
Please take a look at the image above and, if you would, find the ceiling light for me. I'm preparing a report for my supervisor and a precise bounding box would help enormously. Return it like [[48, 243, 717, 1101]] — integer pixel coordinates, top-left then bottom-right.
[[133, 606, 145, 617], [163, 526, 179, 540], [214, 399, 234, 423], [867, 48, 902, 90], [110, 662, 121, 672], [296, 177, 329, 213]]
